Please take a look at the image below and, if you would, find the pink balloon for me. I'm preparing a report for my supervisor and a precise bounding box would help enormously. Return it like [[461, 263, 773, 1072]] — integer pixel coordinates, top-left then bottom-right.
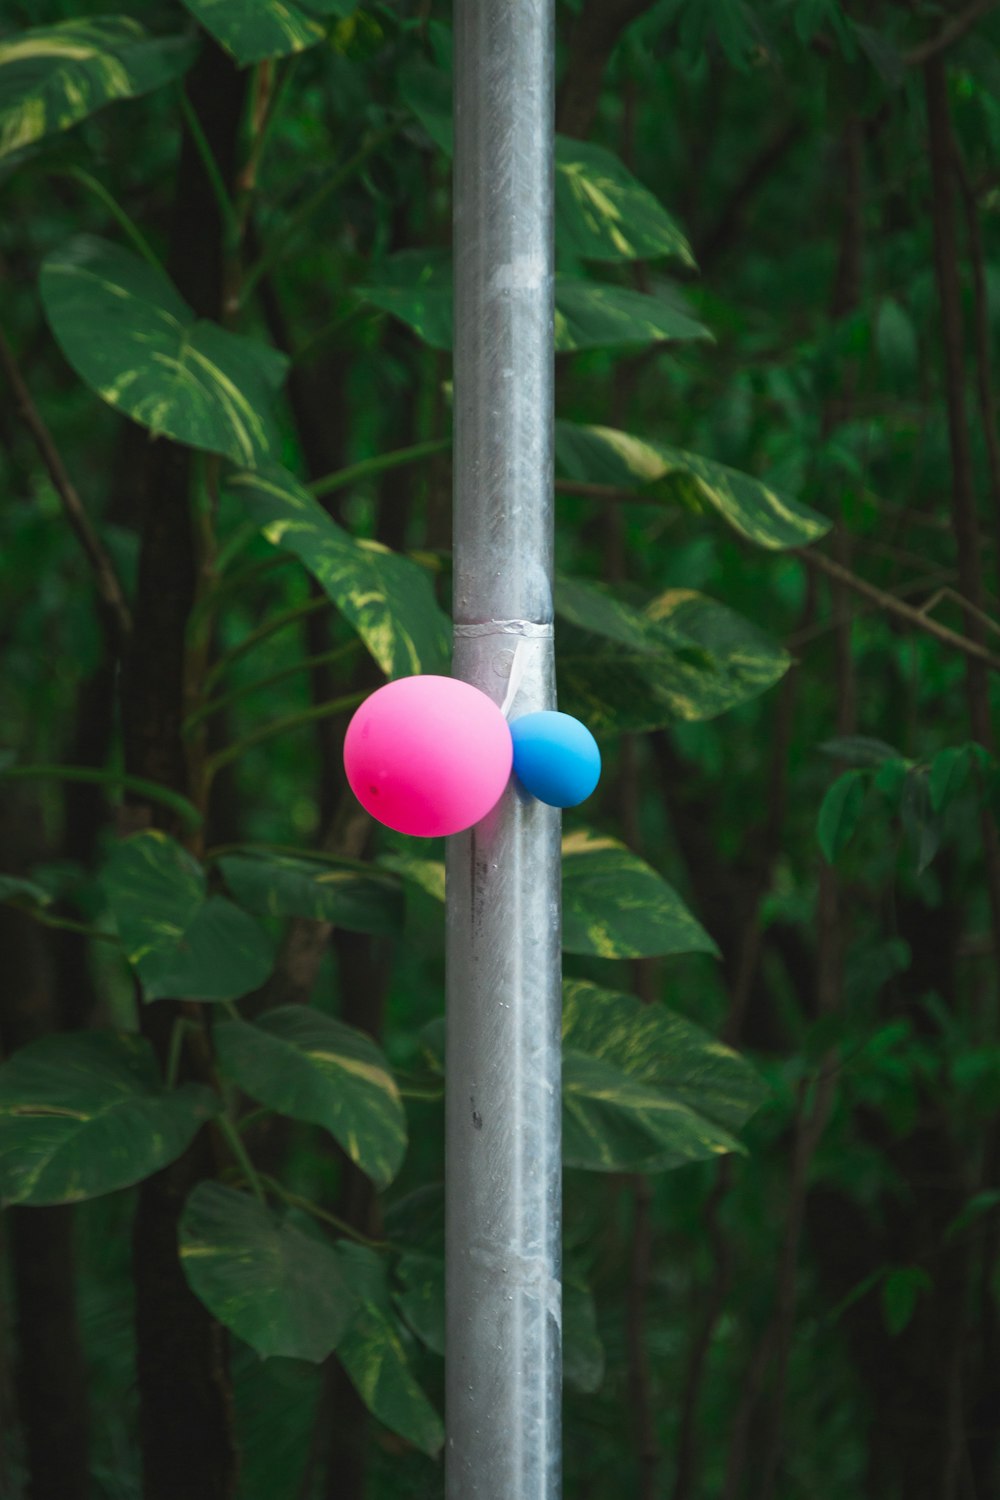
[[343, 675, 513, 837]]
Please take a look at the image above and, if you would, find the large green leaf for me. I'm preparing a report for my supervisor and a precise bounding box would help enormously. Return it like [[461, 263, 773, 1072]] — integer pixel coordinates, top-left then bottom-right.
[[180, 0, 352, 66], [562, 829, 718, 959], [41, 237, 288, 466], [361, 252, 709, 352], [381, 835, 715, 961], [226, 464, 450, 678], [400, 62, 694, 265], [217, 850, 403, 936], [0, 18, 195, 161], [562, 978, 768, 1134], [214, 1006, 406, 1189], [179, 1182, 355, 1362], [556, 576, 790, 732], [0, 1031, 218, 1206], [555, 421, 829, 550], [102, 831, 275, 1002], [562, 1048, 742, 1172], [553, 137, 695, 265], [560, 980, 764, 1172], [336, 1243, 445, 1456]]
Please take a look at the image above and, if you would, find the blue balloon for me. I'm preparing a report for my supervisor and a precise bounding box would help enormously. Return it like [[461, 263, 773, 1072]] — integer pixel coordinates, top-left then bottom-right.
[[509, 711, 601, 808]]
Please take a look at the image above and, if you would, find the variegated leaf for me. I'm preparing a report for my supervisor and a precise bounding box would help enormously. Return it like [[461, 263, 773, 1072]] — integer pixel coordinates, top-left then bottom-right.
[[361, 251, 709, 352], [41, 237, 287, 466], [400, 62, 695, 265], [101, 831, 275, 1002], [555, 420, 829, 550], [179, 1182, 355, 1362], [180, 0, 354, 67], [0, 18, 195, 161], [217, 850, 403, 936], [562, 828, 718, 959], [556, 576, 790, 731], [214, 1007, 406, 1190], [563, 978, 768, 1134], [0, 1031, 218, 1206], [336, 1243, 445, 1456], [226, 464, 450, 678]]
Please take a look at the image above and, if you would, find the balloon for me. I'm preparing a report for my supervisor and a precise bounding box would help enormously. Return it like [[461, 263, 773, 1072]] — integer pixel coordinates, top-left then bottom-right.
[[344, 675, 513, 837], [509, 711, 601, 808]]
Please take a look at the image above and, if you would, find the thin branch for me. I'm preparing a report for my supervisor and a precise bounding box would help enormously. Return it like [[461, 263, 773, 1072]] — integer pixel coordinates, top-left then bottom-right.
[[310, 436, 451, 500], [796, 547, 1000, 674], [0, 327, 132, 640], [905, 0, 1000, 66], [203, 689, 365, 779]]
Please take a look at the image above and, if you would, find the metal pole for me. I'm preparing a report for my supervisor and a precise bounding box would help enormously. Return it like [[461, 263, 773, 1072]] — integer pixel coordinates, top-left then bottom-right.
[[446, 1, 560, 1497]]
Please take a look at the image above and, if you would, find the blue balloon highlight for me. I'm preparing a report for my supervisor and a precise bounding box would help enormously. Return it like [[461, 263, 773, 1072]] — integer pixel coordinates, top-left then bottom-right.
[[509, 711, 602, 808]]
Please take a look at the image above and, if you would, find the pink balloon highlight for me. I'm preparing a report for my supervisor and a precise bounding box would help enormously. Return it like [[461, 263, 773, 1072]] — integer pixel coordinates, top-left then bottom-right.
[[343, 675, 514, 837]]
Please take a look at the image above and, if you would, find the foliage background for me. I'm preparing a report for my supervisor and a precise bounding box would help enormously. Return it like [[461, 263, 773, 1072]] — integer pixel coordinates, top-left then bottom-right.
[[1, 2, 999, 1499]]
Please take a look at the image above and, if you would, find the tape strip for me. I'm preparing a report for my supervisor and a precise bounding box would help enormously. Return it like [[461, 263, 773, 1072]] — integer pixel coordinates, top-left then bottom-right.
[[453, 620, 554, 639]]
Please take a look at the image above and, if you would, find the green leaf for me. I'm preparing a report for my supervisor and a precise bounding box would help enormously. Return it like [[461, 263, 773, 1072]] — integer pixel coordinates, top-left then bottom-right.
[[214, 1007, 406, 1190], [41, 237, 288, 466], [361, 252, 709, 352], [555, 421, 830, 550], [901, 771, 941, 876], [378, 852, 446, 904], [553, 137, 695, 265], [102, 831, 275, 1002], [399, 64, 694, 265], [817, 771, 868, 863], [225, 464, 450, 678], [562, 978, 768, 1134], [929, 742, 993, 813], [179, 0, 346, 65], [556, 577, 790, 732], [553, 278, 710, 351], [819, 735, 902, 767], [0, 18, 195, 161], [0, 873, 52, 906], [393, 1252, 445, 1355], [179, 1182, 355, 1362], [336, 1243, 444, 1456], [217, 851, 403, 936], [875, 299, 917, 378], [881, 1266, 931, 1337], [382, 835, 716, 963], [563, 1276, 605, 1393], [0, 1031, 218, 1206], [944, 1189, 1000, 1243], [563, 1049, 742, 1173], [562, 828, 718, 959]]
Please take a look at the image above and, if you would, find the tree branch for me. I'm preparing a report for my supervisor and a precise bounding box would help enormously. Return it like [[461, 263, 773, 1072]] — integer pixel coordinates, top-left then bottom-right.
[[0, 326, 131, 641], [905, 0, 1000, 66], [795, 546, 1000, 674]]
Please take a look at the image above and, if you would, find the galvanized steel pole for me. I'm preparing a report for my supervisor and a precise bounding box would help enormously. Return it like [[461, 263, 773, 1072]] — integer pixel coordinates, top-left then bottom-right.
[[446, 1, 560, 1497]]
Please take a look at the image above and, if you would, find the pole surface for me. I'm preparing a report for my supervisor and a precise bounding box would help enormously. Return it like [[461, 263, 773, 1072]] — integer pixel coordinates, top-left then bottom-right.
[[446, 1, 560, 1497]]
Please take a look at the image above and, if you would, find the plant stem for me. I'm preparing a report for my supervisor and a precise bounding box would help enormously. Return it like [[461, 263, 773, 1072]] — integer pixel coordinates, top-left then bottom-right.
[[57, 167, 164, 271], [310, 437, 452, 500], [203, 690, 366, 779], [258, 1175, 387, 1249], [203, 594, 332, 691], [0, 326, 132, 641], [0, 765, 202, 827], [184, 641, 361, 734], [240, 122, 400, 303], [180, 91, 241, 248], [217, 1116, 266, 1206]]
